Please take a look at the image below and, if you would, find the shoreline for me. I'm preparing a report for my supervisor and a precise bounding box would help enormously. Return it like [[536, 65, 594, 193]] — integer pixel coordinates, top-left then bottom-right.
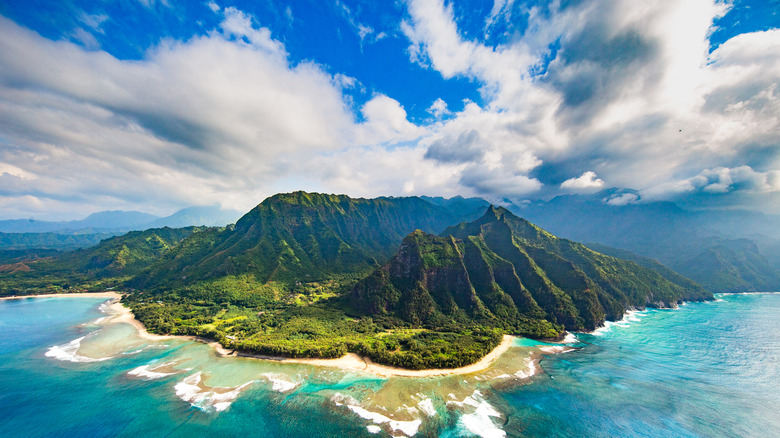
[[0, 292, 122, 301], [8, 292, 521, 378], [214, 334, 518, 378]]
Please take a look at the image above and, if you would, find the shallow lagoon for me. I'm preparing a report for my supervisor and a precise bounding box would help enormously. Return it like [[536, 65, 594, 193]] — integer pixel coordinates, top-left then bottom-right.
[[1, 293, 778, 437]]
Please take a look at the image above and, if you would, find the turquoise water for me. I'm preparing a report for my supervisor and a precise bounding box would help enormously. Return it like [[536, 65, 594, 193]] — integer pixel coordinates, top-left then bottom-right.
[[1, 294, 778, 437]]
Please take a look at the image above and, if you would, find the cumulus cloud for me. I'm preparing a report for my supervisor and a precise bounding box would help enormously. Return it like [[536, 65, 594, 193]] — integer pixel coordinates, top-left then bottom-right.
[[0, 13, 359, 218], [561, 171, 605, 192], [605, 193, 639, 206], [399, 0, 780, 208], [1, 0, 779, 218], [643, 166, 780, 199], [427, 98, 450, 118]]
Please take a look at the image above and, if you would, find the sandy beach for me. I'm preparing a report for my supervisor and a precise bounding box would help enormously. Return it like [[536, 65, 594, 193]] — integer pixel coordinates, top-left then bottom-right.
[[4, 292, 520, 378], [106, 300, 179, 341], [213, 335, 518, 378], [107, 300, 519, 377]]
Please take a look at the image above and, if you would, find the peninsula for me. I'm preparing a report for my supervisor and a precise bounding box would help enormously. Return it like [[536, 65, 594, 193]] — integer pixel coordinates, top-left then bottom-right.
[[0, 192, 712, 370]]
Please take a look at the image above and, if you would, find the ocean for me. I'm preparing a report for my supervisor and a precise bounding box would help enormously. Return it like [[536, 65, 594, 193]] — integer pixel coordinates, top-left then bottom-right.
[[1, 293, 778, 437]]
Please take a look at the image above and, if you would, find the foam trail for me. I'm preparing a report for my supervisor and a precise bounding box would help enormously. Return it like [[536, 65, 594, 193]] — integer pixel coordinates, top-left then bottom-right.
[[174, 372, 253, 413], [260, 373, 299, 393], [539, 346, 575, 354], [127, 362, 179, 380], [448, 390, 505, 438], [591, 309, 648, 335], [514, 358, 538, 379], [561, 332, 578, 344], [45, 335, 112, 363], [332, 394, 422, 437]]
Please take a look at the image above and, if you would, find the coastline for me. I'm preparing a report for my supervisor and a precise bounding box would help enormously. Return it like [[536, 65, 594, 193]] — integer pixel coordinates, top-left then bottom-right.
[[0, 292, 122, 301], [7, 292, 521, 378], [106, 300, 519, 377], [213, 334, 518, 378]]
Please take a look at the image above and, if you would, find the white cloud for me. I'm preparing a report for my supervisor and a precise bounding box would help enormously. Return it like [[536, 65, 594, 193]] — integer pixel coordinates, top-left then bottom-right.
[[78, 12, 109, 34], [1, 1, 779, 218], [219, 7, 286, 55], [561, 171, 605, 192], [357, 95, 426, 144], [400, 0, 780, 208], [605, 193, 639, 206], [427, 98, 450, 118], [643, 166, 780, 199], [0, 15, 358, 217]]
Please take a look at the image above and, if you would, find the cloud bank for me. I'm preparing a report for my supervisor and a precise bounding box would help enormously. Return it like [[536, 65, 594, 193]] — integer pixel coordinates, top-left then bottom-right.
[[0, 0, 778, 219]]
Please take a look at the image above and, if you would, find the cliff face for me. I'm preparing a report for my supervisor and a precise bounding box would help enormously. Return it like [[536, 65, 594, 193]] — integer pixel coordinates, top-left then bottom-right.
[[352, 207, 712, 335], [131, 192, 461, 288]]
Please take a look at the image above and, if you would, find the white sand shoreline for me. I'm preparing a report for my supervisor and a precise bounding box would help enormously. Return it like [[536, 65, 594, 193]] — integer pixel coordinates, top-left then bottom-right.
[[7, 292, 521, 378]]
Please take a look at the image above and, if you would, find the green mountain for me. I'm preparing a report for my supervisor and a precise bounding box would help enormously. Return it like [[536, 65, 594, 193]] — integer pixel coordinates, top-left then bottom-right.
[[132, 191, 461, 289], [512, 192, 780, 293], [0, 227, 200, 295], [0, 193, 715, 370], [0, 231, 118, 251], [670, 239, 780, 293], [352, 206, 711, 335]]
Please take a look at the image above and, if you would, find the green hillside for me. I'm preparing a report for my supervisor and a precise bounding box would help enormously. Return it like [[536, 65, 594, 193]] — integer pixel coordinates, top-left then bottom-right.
[[353, 206, 712, 335], [0, 227, 201, 295], [131, 191, 460, 289], [0, 193, 713, 370]]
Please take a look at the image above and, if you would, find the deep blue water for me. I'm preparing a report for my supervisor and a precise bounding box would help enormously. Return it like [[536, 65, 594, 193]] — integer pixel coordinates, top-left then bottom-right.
[[494, 294, 780, 438], [1, 293, 778, 437]]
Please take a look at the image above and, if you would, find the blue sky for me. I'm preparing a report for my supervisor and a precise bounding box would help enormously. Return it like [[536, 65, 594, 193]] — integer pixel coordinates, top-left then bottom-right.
[[0, 0, 778, 219]]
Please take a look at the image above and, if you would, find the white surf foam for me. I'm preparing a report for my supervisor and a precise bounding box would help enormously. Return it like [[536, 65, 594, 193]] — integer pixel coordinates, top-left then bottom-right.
[[448, 390, 505, 438], [591, 309, 649, 335], [174, 372, 253, 413], [416, 398, 436, 417], [514, 358, 538, 379], [561, 332, 578, 344], [539, 346, 575, 354], [345, 405, 421, 437], [45, 335, 112, 363], [332, 394, 422, 437], [260, 373, 299, 393], [127, 362, 179, 380]]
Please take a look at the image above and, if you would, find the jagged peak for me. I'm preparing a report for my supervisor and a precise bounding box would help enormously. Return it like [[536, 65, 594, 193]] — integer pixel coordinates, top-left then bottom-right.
[[482, 204, 502, 221]]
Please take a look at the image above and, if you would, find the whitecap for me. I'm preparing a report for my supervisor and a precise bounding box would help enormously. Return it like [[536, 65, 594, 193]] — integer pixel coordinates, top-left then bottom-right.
[[45, 335, 112, 363], [345, 405, 421, 437], [416, 398, 436, 417], [514, 358, 538, 379], [174, 372, 253, 413], [560, 332, 578, 344], [539, 346, 575, 354], [366, 425, 382, 434], [448, 391, 505, 438], [591, 309, 648, 335], [332, 394, 421, 437], [127, 361, 180, 380], [260, 373, 299, 393]]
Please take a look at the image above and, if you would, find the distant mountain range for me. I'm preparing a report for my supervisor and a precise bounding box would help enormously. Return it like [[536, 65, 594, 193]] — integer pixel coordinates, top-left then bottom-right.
[[1, 190, 777, 293], [509, 191, 780, 293], [0, 206, 242, 250]]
